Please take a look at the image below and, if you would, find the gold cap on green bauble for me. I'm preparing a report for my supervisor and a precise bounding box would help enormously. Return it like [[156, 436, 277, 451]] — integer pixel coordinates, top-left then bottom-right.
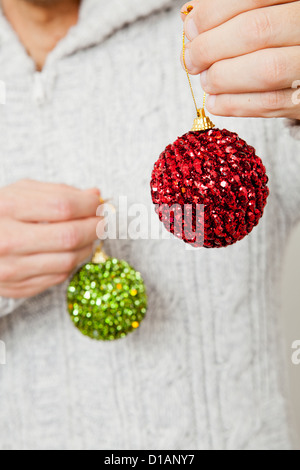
[[191, 108, 215, 132]]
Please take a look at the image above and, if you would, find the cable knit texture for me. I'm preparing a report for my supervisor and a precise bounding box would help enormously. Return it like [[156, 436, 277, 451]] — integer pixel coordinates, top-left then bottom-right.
[[0, 0, 300, 450]]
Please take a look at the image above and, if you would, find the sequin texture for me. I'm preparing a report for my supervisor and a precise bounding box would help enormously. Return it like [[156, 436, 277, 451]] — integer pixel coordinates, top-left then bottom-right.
[[67, 259, 147, 340], [150, 129, 269, 248]]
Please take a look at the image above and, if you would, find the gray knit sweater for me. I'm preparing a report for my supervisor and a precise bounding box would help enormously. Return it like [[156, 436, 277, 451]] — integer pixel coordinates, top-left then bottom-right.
[[0, 0, 300, 450]]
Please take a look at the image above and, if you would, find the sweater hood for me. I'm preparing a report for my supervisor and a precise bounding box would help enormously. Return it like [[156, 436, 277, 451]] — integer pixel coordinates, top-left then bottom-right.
[[0, 0, 177, 68], [0, 0, 180, 66], [0, 0, 179, 103], [49, 0, 177, 64]]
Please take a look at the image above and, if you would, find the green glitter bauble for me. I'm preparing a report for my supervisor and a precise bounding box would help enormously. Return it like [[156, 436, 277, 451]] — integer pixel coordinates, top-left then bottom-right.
[[67, 258, 147, 341]]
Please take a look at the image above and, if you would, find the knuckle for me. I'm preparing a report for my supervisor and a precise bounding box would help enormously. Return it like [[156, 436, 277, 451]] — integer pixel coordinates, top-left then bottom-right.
[[84, 245, 94, 258], [194, 35, 212, 69], [242, 10, 273, 48], [260, 91, 286, 111], [79, 247, 93, 265], [64, 252, 78, 272], [219, 94, 239, 116], [0, 192, 15, 217], [60, 224, 80, 250], [46, 274, 68, 288], [207, 64, 223, 93], [53, 197, 74, 221], [0, 236, 13, 256], [56, 273, 70, 284], [262, 52, 286, 88], [0, 264, 16, 283]]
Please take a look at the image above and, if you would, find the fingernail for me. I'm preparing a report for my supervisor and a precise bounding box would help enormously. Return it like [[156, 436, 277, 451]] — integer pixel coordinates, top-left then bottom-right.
[[89, 188, 101, 195], [186, 18, 198, 40], [206, 95, 216, 110], [183, 48, 194, 72], [200, 70, 208, 88]]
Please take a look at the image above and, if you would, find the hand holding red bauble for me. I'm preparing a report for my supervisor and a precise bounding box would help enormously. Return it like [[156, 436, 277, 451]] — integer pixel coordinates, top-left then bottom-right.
[[150, 6, 269, 249]]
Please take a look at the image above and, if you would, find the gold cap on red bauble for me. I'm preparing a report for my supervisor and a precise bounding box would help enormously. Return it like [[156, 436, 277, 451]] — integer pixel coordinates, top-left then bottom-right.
[[191, 108, 215, 132]]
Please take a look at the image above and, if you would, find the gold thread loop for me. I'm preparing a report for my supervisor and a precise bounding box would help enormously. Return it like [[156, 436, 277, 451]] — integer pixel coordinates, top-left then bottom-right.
[[182, 6, 214, 130], [182, 17, 206, 115], [182, 28, 199, 116]]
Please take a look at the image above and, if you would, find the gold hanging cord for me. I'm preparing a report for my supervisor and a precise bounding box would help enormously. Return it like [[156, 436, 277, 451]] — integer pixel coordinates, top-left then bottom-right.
[[182, 6, 214, 131]]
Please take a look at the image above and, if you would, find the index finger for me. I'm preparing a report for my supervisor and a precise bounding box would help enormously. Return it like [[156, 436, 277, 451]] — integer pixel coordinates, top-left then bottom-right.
[[181, 0, 298, 37], [0, 184, 101, 222]]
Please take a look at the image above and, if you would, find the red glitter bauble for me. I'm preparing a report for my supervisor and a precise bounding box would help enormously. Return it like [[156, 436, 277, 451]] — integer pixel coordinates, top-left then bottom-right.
[[150, 128, 269, 248]]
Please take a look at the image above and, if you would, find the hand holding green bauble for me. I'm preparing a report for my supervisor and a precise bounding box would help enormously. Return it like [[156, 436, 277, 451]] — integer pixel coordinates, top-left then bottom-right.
[[67, 244, 148, 341]]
